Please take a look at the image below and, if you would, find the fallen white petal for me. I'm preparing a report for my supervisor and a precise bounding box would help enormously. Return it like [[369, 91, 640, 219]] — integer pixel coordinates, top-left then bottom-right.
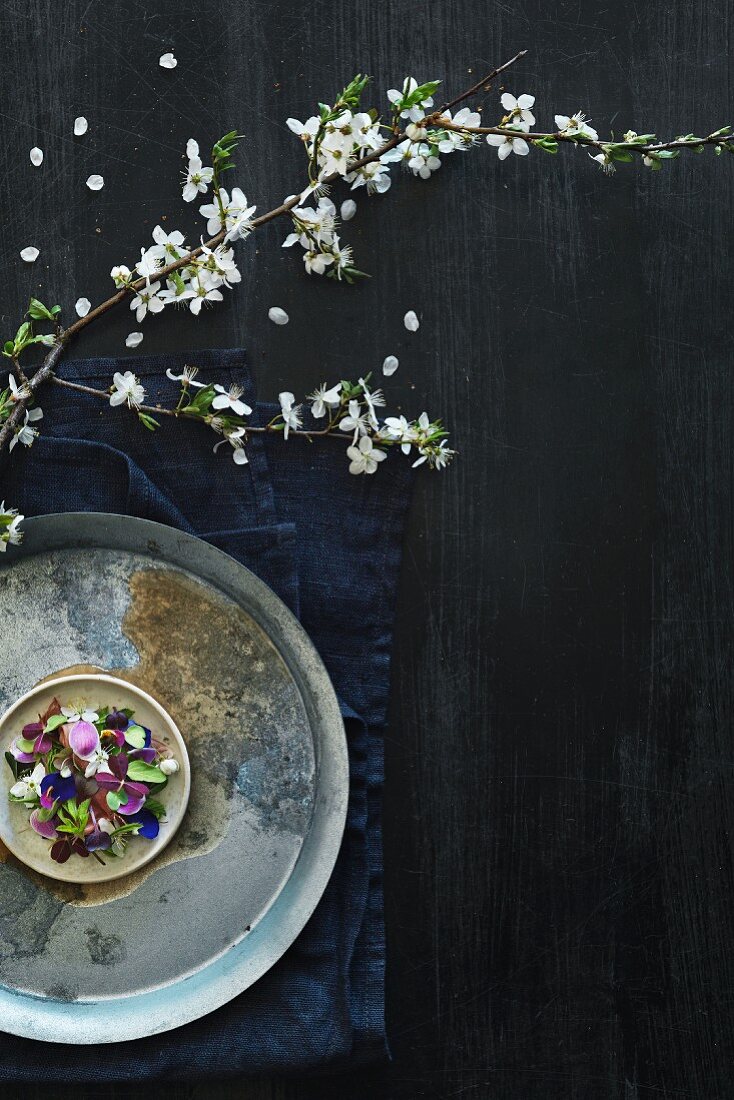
[[382, 355, 399, 376], [268, 306, 289, 326], [125, 331, 144, 348], [74, 116, 88, 136], [403, 310, 420, 332], [340, 199, 357, 221], [159, 52, 177, 69], [29, 147, 43, 167], [75, 297, 91, 318], [20, 247, 39, 262], [86, 174, 104, 191]]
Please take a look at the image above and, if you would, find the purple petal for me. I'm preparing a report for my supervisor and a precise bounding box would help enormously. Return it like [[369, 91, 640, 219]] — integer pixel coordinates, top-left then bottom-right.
[[30, 810, 58, 839], [68, 720, 99, 760], [129, 747, 157, 764], [94, 771, 121, 790], [109, 753, 128, 780], [22, 722, 44, 737], [106, 709, 130, 730], [33, 732, 53, 754], [85, 828, 112, 852], [117, 784, 148, 816], [50, 839, 71, 863]]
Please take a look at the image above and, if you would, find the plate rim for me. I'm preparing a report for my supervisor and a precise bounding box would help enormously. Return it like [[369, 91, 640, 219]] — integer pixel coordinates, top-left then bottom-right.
[[0, 513, 349, 1043]]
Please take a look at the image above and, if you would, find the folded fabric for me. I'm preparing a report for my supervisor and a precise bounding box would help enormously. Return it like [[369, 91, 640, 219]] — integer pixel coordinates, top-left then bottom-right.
[[0, 348, 413, 1081]]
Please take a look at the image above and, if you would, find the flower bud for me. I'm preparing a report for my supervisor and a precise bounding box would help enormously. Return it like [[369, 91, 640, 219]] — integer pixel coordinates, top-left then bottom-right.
[[160, 758, 179, 775]]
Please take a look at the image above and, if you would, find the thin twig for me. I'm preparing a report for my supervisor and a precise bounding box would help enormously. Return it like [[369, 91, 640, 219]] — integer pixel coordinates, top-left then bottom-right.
[[435, 49, 528, 115], [437, 118, 727, 155], [49, 375, 345, 441]]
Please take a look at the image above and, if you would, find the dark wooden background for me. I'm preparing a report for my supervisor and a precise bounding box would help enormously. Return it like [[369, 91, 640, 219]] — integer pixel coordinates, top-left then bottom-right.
[[3, 0, 733, 1096]]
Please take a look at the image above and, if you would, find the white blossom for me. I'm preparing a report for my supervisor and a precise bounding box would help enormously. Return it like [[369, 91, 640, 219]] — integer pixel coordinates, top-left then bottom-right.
[[404, 310, 420, 332], [383, 415, 415, 454], [10, 762, 46, 804], [555, 112, 599, 141], [8, 375, 30, 402], [590, 150, 615, 174], [182, 140, 214, 202], [486, 131, 530, 160], [125, 331, 144, 348], [213, 425, 249, 464], [0, 506, 24, 551], [86, 174, 104, 190], [307, 382, 342, 418], [135, 246, 161, 278], [279, 391, 302, 439], [111, 264, 132, 287], [199, 187, 256, 241], [408, 144, 441, 179], [303, 250, 334, 275], [339, 399, 370, 438], [130, 279, 165, 322], [268, 306, 289, 325], [61, 705, 99, 723], [437, 108, 481, 153], [387, 77, 434, 123], [212, 383, 252, 417], [183, 274, 224, 315], [166, 365, 206, 388], [501, 92, 536, 128], [9, 407, 42, 452], [110, 370, 145, 407], [149, 225, 186, 262], [75, 297, 91, 317], [160, 758, 180, 775], [30, 147, 43, 166], [286, 116, 320, 141], [358, 376, 385, 430], [74, 116, 88, 136], [159, 52, 177, 69], [348, 159, 392, 193], [199, 242, 241, 287], [347, 434, 386, 475], [20, 247, 39, 262]]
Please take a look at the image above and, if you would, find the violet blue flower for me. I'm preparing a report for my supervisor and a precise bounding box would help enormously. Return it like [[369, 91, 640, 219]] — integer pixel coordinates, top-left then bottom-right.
[[40, 771, 77, 808]]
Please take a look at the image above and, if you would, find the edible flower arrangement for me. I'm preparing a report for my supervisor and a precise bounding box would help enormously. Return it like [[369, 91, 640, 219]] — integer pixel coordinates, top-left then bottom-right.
[[5, 696, 179, 865]]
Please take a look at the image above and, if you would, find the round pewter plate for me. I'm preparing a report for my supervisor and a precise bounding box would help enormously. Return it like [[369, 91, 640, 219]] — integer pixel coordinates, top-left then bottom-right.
[[0, 513, 348, 1043]]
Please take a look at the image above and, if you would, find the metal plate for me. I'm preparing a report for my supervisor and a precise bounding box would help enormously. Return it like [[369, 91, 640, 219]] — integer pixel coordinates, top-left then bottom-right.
[[0, 513, 348, 1043]]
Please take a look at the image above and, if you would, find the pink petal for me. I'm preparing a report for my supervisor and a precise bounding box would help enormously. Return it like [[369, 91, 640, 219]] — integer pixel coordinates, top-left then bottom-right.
[[30, 810, 58, 839], [68, 720, 99, 760]]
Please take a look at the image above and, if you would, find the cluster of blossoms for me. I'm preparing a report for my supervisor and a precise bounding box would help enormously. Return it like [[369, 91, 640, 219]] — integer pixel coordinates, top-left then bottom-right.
[[100, 366, 455, 474], [4, 55, 733, 544], [6, 696, 179, 865]]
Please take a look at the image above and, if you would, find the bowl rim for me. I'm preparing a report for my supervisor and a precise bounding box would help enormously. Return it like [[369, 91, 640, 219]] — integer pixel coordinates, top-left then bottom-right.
[[0, 671, 191, 883]]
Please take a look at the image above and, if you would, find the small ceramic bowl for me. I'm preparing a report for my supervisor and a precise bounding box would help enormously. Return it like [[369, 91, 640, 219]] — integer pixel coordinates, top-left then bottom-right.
[[0, 673, 191, 883]]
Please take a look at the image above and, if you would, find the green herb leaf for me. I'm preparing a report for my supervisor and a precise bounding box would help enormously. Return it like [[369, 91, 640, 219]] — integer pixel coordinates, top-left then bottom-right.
[[124, 724, 147, 748], [44, 714, 67, 733], [106, 790, 123, 811], [126, 760, 165, 784]]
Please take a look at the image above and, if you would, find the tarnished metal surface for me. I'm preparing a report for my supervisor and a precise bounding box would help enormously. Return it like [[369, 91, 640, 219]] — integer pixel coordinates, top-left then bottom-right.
[[0, 515, 348, 1042]]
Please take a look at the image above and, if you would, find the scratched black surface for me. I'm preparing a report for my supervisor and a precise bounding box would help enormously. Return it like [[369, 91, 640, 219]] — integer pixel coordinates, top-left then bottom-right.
[[3, 0, 733, 1097]]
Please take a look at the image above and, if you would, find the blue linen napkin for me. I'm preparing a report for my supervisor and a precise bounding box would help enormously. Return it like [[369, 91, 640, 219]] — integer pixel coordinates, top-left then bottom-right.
[[0, 348, 413, 1081]]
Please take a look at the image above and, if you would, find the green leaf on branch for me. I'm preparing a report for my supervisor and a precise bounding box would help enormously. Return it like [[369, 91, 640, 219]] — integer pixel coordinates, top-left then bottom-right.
[[534, 136, 558, 154], [138, 412, 160, 431], [27, 298, 56, 322]]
